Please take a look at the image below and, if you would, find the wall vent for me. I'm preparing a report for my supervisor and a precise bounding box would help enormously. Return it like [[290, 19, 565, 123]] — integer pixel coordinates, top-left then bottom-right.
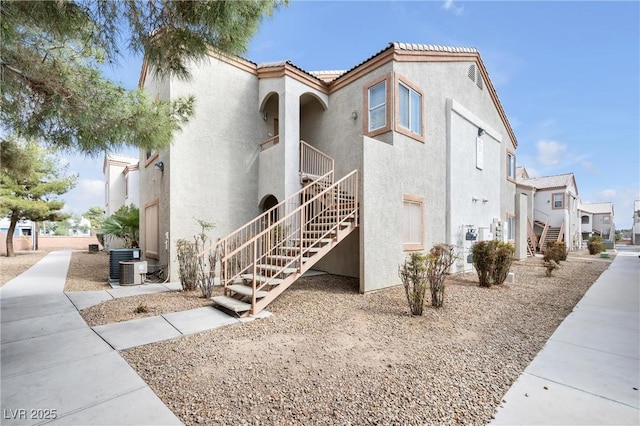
[[476, 71, 483, 90], [467, 64, 476, 82]]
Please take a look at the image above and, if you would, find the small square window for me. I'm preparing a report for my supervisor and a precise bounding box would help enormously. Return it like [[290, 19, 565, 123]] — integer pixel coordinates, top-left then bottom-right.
[[603, 216, 610, 224], [552, 193, 564, 209]]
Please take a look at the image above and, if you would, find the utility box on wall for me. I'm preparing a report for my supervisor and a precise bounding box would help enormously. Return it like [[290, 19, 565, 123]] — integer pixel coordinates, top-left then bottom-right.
[[478, 227, 493, 241]]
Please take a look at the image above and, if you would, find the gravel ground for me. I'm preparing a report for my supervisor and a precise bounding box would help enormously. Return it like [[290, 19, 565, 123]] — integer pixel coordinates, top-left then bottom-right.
[[64, 250, 112, 291], [0, 250, 49, 286], [118, 253, 611, 426], [0, 247, 615, 424], [81, 289, 217, 326]]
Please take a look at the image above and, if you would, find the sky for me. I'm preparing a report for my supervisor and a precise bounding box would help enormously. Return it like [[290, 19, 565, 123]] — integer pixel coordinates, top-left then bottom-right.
[[62, 0, 640, 228]]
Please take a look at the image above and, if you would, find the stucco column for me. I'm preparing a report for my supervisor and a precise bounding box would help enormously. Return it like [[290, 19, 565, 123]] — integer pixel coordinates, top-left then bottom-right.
[[283, 81, 301, 201], [515, 192, 528, 260]]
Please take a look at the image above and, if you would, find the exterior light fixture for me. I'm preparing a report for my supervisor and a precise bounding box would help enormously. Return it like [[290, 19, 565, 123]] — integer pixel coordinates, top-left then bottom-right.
[[352, 111, 358, 120], [263, 111, 268, 121], [478, 128, 485, 136], [154, 161, 164, 172]]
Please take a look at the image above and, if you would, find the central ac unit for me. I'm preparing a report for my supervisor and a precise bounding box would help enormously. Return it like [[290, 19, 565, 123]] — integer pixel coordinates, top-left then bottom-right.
[[119, 261, 145, 285]]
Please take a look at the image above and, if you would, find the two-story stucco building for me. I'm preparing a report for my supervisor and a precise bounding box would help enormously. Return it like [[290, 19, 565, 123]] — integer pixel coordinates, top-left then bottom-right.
[[138, 42, 522, 314]]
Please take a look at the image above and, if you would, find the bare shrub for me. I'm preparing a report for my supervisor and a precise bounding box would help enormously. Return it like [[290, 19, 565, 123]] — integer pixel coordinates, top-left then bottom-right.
[[176, 239, 198, 291], [426, 244, 456, 308], [399, 252, 429, 316]]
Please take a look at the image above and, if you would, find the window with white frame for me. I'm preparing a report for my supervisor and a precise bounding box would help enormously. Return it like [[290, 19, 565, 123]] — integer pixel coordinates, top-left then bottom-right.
[[403, 195, 424, 251], [398, 82, 422, 135], [603, 216, 610, 224], [507, 152, 516, 180], [368, 81, 387, 131], [552, 193, 564, 209]]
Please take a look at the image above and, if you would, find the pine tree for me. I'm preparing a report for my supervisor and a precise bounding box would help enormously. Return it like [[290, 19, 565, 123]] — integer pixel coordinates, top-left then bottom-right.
[[1, 0, 283, 155], [0, 139, 77, 256]]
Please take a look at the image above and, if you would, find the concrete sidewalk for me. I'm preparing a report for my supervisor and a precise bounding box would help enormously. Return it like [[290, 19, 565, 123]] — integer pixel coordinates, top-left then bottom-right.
[[492, 249, 640, 425], [1, 251, 183, 425]]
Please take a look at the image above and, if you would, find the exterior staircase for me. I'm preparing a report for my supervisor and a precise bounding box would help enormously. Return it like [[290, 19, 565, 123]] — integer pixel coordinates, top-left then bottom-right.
[[203, 141, 359, 317], [540, 222, 564, 253]]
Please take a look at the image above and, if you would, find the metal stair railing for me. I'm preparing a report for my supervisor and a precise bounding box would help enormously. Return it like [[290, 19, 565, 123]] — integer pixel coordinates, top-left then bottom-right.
[[300, 140, 334, 183]]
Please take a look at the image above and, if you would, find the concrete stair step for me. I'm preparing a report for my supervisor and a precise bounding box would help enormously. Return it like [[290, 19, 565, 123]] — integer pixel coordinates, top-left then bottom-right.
[[240, 274, 284, 285], [211, 295, 251, 312], [227, 284, 268, 299]]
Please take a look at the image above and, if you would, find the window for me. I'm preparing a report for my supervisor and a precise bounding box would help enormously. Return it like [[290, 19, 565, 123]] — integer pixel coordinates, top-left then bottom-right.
[[144, 200, 159, 259], [552, 193, 564, 209], [507, 216, 515, 241], [368, 81, 387, 131], [364, 74, 392, 138], [144, 149, 158, 167], [403, 195, 424, 251], [105, 182, 109, 206], [507, 152, 516, 180], [582, 215, 590, 224], [603, 216, 610, 224], [125, 175, 129, 199], [398, 82, 422, 135]]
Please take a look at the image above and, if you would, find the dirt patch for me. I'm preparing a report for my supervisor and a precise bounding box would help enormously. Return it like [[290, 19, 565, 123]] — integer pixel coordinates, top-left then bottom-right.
[[0, 250, 50, 286], [64, 251, 111, 291]]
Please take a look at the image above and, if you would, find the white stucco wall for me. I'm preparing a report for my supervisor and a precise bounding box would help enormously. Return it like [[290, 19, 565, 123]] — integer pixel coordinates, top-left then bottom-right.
[[447, 99, 502, 273]]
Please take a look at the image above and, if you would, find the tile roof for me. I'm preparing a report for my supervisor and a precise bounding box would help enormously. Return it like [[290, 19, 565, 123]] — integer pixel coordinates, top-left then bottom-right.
[[580, 202, 613, 215], [520, 173, 575, 190], [392, 42, 477, 54], [105, 153, 138, 165]]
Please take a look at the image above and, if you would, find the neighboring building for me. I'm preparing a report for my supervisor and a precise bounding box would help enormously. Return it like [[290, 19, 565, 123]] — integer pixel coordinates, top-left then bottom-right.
[[632, 200, 640, 245], [103, 153, 139, 249], [516, 169, 581, 253], [579, 202, 615, 245], [0, 218, 36, 254], [138, 42, 520, 313]]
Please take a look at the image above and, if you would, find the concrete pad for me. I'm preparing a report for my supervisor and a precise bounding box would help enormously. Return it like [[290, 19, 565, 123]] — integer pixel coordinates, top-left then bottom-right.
[[0, 251, 72, 296], [93, 316, 181, 350], [549, 315, 640, 360], [1, 327, 112, 378], [163, 306, 238, 335], [492, 373, 640, 425], [1, 351, 151, 426], [107, 284, 174, 299], [1, 310, 86, 344], [0, 293, 77, 323], [569, 303, 640, 331], [65, 291, 114, 310], [47, 386, 182, 425], [526, 339, 639, 408], [161, 281, 183, 291]]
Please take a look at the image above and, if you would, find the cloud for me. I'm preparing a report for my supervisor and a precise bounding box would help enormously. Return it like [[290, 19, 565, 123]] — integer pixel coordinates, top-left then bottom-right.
[[536, 139, 567, 166], [581, 160, 599, 174], [442, 0, 464, 15], [63, 178, 104, 214], [598, 189, 616, 200]]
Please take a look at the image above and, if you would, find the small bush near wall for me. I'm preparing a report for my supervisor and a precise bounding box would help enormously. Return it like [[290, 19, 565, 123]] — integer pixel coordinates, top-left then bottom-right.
[[398, 252, 429, 316], [425, 244, 456, 308], [471, 240, 515, 287], [176, 239, 197, 291], [587, 236, 605, 255], [544, 241, 567, 263]]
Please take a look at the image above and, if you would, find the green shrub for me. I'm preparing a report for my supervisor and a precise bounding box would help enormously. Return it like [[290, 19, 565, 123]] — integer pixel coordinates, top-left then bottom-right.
[[544, 259, 559, 276], [426, 244, 456, 308], [544, 241, 567, 263], [176, 239, 198, 291], [587, 236, 605, 255], [398, 252, 429, 315], [493, 242, 515, 285], [471, 240, 515, 287], [471, 241, 495, 287]]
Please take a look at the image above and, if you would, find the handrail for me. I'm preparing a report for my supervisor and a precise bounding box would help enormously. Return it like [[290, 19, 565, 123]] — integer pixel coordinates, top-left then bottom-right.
[[557, 221, 564, 242], [527, 218, 538, 252], [539, 221, 550, 251], [197, 168, 334, 259], [259, 135, 279, 151], [533, 209, 549, 225], [300, 140, 334, 182], [244, 170, 358, 294]]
